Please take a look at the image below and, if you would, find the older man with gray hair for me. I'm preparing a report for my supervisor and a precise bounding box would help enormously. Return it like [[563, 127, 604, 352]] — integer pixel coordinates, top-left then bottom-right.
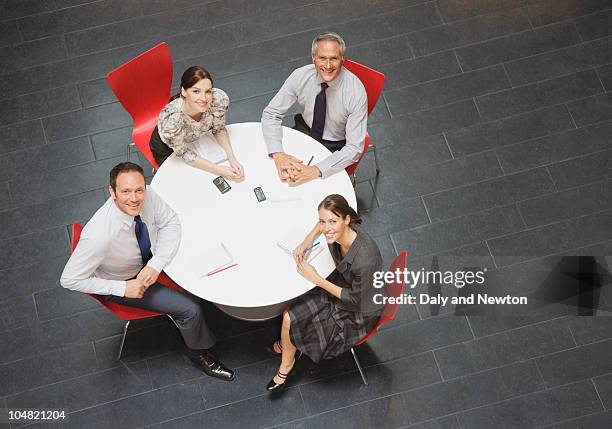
[[261, 32, 368, 186]]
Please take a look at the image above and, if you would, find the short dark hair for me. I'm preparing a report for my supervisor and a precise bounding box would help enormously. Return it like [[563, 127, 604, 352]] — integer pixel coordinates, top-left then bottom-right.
[[318, 194, 361, 229], [109, 162, 146, 192]]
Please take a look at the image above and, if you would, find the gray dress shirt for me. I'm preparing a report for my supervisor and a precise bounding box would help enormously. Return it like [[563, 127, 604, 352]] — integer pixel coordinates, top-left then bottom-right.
[[60, 189, 181, 297], [261, 64, 368, 178], [328, 227, 384, 314]]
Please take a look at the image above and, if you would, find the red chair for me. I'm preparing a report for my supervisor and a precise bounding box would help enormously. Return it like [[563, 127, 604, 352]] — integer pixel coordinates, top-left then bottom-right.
[[343, 59, 386, 181], [70, 223, 182, 359], [345, 133, 371, 178], [106, 42, 173, 169], [350, 251, 408, 385]]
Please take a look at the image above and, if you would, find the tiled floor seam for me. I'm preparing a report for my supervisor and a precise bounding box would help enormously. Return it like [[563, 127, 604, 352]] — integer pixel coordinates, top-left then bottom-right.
[[485, 117, 612, 162], [274, 363, 556, 427], [473, 68, 607, 103], [379, 88, 607, 128], [484, 240, 500, 269], [0, 186, 108, 220], [448, 377, 605, 427], [492, 238, 612, 270], [7, 3, 609, 84], [463, 34, 612, 78], [452, 375, 611, 428], [63, 1, 432, 61], [393, 205, 612, 254], [528, 6, 612, 30], [534, 410, 611, 429], [415, 175, 612, 225], [6, 35, 609, 110], [521, 5, 534, 29], [591, 377, 607, 409], [15, 0, 317, 46], [2, 27, 419, 100]]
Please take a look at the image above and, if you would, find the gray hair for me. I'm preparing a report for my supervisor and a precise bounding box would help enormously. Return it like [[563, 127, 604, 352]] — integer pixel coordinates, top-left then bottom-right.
[[311, 32, 346, 57]]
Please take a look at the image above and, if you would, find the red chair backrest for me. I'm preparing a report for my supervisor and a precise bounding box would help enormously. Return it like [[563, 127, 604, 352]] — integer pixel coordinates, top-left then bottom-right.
[[355, 251, 408, 346], [106, 42, 173, 168], [343, 59, 386, 116], [345, 132, 371, 176], [70, 223, 83, 253]]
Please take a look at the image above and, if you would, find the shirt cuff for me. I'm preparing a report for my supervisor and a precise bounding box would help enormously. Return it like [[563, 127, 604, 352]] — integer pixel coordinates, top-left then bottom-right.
[[147, 257, 165, 274], [266, 140, 284, 156], [314, 160, 332, 179], [110, 280, 127, 297]]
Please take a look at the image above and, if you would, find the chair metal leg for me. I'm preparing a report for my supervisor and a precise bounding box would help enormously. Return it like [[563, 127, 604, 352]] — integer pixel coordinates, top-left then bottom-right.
[[117, 320, 131, 360], [166, 314, 179, 329], [351, 347, 368, 385], [371, 144, 380, 175], [127, 142, 138, 161]]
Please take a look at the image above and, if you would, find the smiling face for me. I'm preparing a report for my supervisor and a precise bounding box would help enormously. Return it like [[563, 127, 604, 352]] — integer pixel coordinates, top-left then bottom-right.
[[109, 171, 146, 216], [312, 40, 344, 83], [181, 78, 213, 114], [318, 207, 351, 244]]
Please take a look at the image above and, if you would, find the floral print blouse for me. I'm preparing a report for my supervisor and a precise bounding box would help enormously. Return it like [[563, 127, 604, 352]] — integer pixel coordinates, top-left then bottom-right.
[[157, 88, 229, 163]]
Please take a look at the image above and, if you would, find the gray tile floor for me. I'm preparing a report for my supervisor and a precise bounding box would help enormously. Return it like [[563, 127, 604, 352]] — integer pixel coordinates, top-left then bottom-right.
[[1, 0, 611, 428]]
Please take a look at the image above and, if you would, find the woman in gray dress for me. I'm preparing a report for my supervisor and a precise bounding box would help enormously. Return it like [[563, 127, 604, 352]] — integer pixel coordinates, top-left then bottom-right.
[[266, 194, 384, 391]]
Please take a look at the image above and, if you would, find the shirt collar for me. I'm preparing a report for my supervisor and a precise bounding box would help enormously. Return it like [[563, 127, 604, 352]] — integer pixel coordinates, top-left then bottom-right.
[[110, 199, 135, 226]]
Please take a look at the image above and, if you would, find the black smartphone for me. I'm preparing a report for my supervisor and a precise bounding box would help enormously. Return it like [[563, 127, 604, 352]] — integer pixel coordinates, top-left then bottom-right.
[[254, 186, 266, 202], [213, 176, 231, 194]]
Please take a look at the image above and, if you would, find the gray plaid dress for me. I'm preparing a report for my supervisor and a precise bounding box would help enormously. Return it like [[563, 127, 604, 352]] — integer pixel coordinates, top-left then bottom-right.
[[288, 228, 384, 363]]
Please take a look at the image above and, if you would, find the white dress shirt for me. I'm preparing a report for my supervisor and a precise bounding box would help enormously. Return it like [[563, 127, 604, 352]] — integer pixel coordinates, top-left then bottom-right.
[[261, 64, 368, 178], [60, 189, 181, 297]]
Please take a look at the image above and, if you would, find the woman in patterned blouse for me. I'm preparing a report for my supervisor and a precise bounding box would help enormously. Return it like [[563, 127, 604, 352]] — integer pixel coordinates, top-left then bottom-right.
[[149, 66, 244, 181]]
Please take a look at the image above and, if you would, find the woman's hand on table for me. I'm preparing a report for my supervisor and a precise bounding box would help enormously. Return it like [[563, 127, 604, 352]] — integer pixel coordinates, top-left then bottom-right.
[[297, 260, 322, 285], [217, 165, 242, 181], [293, 240, 314, 264], [228, 156, 244, 180]]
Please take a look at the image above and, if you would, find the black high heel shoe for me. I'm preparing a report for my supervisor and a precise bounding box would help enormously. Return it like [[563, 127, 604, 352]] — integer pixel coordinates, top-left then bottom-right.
[[266, 353, 301, 392]]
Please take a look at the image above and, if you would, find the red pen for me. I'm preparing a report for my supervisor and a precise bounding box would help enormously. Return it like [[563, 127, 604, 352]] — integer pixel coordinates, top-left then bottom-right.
[[207, 263, 238, 276]]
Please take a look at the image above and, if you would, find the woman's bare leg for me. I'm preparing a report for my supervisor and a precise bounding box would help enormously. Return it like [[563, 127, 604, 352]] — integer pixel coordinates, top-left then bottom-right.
[[275, 309, 297, 383]]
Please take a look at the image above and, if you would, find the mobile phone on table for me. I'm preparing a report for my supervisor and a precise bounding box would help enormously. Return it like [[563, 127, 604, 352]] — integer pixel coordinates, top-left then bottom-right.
[[213, 176, 231, 194], [254, 187, 266, 202]]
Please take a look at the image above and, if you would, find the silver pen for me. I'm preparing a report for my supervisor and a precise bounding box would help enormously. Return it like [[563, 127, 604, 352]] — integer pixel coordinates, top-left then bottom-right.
[[220, 243, 233, 260]]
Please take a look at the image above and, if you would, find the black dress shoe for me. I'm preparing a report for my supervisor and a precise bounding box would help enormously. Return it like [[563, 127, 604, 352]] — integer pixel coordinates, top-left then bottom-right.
[[192, 351, 235, 381]]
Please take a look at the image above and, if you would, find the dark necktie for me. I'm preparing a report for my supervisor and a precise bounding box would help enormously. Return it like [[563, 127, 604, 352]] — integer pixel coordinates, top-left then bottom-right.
[[134, 215, 152, 266], [311, 82, 329, 140]]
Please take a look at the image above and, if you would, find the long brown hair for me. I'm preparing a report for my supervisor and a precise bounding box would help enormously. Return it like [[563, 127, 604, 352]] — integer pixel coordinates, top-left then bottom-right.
[[318, 194, 361, 229], [170, 66, 214, 101]]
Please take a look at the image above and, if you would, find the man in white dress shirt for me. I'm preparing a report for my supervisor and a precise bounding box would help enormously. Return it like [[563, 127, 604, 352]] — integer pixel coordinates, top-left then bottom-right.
[[261, 32, 368, 186], [61, 162, 234, 381]]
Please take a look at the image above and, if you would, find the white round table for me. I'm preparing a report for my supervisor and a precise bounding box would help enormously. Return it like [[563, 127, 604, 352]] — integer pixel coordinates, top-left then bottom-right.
[[150, 122, 357, 320]]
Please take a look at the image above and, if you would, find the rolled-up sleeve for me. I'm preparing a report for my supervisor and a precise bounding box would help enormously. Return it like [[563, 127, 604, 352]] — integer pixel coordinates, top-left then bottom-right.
[[147, 190, 181, 273], [60, 235, 126, 297], [315, 86, 368, 178], [261, 70, 299, 155]]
